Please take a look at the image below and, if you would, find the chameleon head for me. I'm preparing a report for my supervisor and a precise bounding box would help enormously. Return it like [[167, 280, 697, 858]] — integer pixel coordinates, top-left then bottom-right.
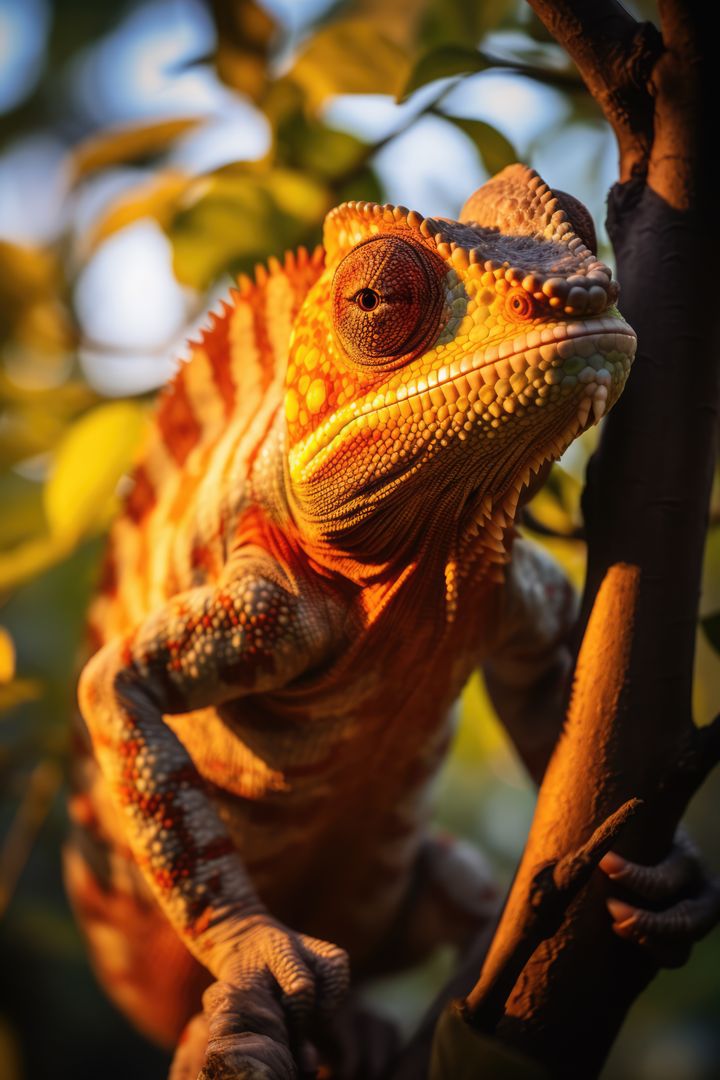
[[284, 165, 636, 571]]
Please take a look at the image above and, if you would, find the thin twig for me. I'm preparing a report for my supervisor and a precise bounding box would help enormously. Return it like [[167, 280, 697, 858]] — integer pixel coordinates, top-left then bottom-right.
[[520, 508, 585, 541], [0, 760, 62, 919]]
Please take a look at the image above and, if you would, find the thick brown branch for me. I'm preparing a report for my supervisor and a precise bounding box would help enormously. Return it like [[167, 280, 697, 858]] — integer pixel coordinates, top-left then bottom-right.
[[392, 4, 719, 1076], [437, 0, 719, 1060], [464, 797, 642, 1033], [526, 0, 662, 181], [646, 0, 707, 209]]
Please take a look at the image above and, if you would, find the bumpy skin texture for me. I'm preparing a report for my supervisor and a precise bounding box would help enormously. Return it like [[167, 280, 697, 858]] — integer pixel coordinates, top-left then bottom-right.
[[66, 166, 635, 1073]]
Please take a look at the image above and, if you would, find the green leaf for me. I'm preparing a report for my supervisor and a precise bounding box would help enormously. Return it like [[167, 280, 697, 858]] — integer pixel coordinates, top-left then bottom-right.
[[444, 116, 517, 174], [170, 169, 329, 289], [701, 613, 720, 655], [290, 19, 411, 110], [44, 401, 146, 543], [431, 1001, 549, 1079], [400, 45, 490, 101], [0, 678, 42, 713], [0, 386, 98, 472], [419, 0, 515, 52], [275, 110, 370, 182], [0, 534, 74, 594]]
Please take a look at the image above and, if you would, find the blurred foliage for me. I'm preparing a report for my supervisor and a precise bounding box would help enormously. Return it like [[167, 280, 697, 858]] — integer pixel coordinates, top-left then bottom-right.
[[0, 0, 719, 1078]]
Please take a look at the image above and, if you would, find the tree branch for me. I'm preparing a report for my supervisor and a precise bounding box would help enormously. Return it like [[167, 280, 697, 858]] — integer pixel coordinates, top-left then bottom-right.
[[394, 3, 720, 1076], [525, 0, 663, 182], [464, 796, 642, 1033], [645, 0, 706, 208]]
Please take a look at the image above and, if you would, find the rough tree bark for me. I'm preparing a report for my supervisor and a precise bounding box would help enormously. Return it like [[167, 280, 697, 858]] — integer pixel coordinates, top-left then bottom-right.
[[392, 1, 720, 1076]]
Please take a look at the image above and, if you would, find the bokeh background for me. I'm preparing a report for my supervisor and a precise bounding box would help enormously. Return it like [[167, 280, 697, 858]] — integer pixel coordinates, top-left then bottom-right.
[[1, 1, 719, 1077]]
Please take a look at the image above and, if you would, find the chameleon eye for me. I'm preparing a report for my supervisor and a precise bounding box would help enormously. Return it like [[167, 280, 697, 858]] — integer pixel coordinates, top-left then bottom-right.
[[331, 236, 444, 368]]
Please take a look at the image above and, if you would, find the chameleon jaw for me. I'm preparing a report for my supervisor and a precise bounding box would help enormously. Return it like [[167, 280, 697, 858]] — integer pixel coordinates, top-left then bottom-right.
[[460, 327, 634, 572], [289, 315, 636, 484]]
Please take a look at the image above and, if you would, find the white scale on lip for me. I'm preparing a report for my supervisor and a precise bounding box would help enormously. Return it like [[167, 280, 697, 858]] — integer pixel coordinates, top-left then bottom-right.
[[576, 364, 612, 427]]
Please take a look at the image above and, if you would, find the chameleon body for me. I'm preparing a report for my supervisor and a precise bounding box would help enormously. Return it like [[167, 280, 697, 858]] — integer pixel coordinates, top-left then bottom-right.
[[66, 166, 636, 1071]]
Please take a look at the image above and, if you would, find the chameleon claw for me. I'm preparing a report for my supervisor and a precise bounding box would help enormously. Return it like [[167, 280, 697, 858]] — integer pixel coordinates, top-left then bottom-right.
[[598, 850, 627, 878], [606, 897, 639, 926]]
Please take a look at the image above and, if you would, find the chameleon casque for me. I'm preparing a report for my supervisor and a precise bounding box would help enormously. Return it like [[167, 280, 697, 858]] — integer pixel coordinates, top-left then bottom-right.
[[66, 164, 643, 1076]]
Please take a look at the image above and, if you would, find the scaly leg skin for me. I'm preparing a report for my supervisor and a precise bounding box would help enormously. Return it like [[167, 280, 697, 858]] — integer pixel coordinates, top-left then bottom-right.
[[483, 538, 578, 784], [600, 830, 720, 968], [368, 832, 499, 974], [78, 550, 349, 1077], [170, 992, 401, 1080]]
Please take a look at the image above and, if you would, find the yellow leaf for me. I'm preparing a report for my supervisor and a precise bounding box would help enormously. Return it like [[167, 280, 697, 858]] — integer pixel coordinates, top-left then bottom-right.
[[44, 401, 147, 542], [0, 677, 42, 712], [290, 19, 411, 110], [0, 534, 74, 594], [82, 170, 189, 255], [0, 241, 57, 304], [350, 0, 427, 50], [264, 168, 330, 223], [210, 0, 276, 102], [0, 242, 71, 355], [0, 627, 15, 683], [70, 118, 203, 181]]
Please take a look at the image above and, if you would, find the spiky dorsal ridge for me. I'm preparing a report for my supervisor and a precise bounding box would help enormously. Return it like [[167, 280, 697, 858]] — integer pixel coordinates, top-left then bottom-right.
[[150, 245, 325, 470], [324, 166, 573, 253], [183, 244, 326, 382]]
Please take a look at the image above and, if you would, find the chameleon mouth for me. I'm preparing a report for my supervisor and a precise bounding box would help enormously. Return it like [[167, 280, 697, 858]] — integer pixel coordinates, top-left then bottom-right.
[[290, 315, 636, 477], [391, 318, 635, 425]]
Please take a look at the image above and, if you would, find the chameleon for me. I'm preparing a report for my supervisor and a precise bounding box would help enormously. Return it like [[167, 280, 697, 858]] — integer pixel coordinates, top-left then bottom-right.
[[65, 163, 645, 1076]]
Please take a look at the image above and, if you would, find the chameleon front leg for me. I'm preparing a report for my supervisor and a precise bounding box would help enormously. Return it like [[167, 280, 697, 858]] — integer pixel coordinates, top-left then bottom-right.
[[78, 551, 349, 1073]]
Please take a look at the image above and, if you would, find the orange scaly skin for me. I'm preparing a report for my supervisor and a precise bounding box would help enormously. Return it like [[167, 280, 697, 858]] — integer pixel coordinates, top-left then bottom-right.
[[66, 166, 636, 1076]]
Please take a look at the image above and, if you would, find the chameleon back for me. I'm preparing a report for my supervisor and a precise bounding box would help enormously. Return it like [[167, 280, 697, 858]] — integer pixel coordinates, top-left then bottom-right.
[[86, 247, 325, 649]]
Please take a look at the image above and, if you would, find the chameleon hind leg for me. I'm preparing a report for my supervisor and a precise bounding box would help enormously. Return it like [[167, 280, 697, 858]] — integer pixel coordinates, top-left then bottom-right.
[[365, 830, 499, 975]]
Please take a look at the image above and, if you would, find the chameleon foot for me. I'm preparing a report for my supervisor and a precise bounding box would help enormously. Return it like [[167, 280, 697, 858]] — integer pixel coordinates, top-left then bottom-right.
[[600, 831, 720, 967], [217, 917, 350, 1026], [194, 980, 299, 1080], [178, 918, 349, 1078]]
